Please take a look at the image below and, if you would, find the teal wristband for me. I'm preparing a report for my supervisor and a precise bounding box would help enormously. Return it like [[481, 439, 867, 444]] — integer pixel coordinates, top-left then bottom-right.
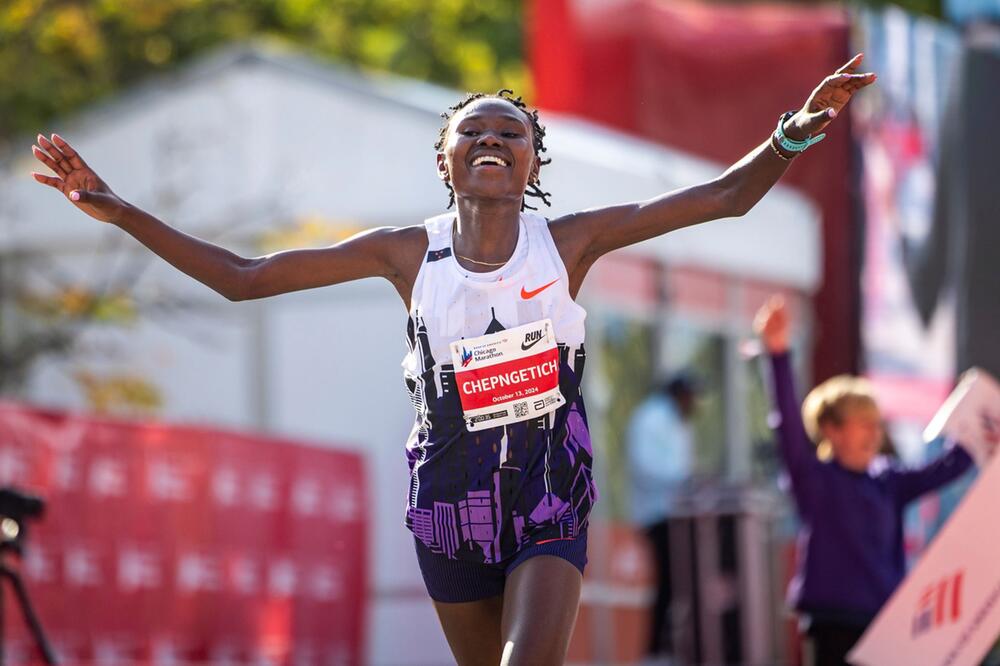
[[774, 111, 826, 153]]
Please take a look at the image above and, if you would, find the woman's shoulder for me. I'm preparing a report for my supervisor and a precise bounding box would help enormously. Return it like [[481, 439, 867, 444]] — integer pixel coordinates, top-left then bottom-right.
[[379, 224, 430, 282]]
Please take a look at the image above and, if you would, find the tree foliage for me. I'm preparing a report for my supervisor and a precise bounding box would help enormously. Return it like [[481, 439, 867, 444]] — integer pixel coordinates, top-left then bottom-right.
[[731, 0, 944, 19], [852, 0, 943, 18], [0, 0, 527, 141]]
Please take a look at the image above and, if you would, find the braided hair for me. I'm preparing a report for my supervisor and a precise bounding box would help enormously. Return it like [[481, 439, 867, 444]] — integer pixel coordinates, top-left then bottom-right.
[[434, 89, 552, 211]]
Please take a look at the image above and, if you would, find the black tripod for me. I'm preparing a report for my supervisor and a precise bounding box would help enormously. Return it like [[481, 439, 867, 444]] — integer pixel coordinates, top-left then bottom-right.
[[0, 553, 58, 665], [0, 487, 57, 665]]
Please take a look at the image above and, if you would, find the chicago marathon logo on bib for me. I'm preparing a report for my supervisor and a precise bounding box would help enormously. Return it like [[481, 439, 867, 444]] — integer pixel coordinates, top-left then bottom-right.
[[450, 319, 566, 432]]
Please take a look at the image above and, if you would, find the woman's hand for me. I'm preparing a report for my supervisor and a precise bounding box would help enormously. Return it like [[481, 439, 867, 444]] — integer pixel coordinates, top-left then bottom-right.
[[754, 295, 790, 355], [32, 134, 130, 225], [783, 53, 877, 141]]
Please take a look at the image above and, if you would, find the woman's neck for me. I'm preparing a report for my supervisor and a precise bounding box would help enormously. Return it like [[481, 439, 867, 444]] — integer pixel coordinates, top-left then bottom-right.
[[453, 197, 522, 271]]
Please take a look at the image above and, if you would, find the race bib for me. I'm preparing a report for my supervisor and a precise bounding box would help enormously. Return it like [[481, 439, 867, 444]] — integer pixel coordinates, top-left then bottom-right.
[[450, 319, 566, 432]]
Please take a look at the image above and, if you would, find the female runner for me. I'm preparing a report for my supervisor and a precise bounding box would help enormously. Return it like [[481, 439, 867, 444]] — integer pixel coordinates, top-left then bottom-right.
[[31, 56, 874, 666]]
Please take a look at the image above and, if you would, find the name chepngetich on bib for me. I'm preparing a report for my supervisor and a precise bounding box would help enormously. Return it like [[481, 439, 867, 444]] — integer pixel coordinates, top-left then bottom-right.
[[450, 319, 566, 431]]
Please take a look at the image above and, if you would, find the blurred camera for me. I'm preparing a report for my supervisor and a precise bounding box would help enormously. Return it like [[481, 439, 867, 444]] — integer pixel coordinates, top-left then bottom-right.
[[0, 487, 46, 555]]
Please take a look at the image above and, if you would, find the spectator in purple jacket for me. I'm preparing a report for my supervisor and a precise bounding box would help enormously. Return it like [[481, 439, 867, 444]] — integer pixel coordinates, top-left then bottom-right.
[[753, 296, 975, 666]]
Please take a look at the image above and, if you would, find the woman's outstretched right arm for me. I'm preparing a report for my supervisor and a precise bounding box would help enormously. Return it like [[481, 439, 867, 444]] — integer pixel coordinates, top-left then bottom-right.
[[31, 134, 422, 302]]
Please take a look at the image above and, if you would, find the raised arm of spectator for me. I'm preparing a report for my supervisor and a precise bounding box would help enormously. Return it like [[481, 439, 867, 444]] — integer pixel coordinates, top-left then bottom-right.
[[755, 296, 824, 521]]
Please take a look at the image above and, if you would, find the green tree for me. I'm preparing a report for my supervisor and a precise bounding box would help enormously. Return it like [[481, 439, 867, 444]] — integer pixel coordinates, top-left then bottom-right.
[[853, 0, 943, 18], [720, 0, 944, 19], [0, 0, 527, 143]]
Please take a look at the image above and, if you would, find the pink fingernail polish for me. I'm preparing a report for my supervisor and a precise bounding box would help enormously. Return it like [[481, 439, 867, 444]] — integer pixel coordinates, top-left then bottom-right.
[[70, 191, 80, 201]]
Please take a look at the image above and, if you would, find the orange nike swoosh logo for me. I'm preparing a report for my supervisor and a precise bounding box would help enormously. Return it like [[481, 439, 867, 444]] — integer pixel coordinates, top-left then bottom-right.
[[521, 279, 559, 299]]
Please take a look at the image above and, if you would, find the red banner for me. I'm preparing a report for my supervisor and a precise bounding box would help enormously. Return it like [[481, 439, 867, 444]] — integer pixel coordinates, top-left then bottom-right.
[[0, 402, 367, 665], [528, 0, 856, 382]]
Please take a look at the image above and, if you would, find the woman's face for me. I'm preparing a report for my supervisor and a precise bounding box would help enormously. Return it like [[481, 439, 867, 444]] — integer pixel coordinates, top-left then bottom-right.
[[823, 406, 884, 472], [437, 98, 540, 206]]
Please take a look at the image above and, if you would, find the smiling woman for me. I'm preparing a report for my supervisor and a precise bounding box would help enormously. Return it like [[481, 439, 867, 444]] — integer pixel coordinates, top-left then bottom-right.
[[31, 59, 875, 665], [433, 90, 552, 215]]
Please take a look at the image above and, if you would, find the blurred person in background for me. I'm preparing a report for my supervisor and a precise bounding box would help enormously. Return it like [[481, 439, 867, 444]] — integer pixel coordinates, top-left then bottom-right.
[[754, 296, 976, 666], [30, 56, 873, 665], [627, 373, 700, 664]]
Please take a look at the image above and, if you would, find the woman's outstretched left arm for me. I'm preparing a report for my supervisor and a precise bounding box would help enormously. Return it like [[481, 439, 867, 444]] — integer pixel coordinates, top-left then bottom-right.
[[551, 54, 876, 282]]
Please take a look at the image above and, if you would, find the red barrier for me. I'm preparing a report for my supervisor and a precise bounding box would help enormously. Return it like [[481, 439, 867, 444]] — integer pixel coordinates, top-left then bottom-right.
[[0, 402, 367, 665]]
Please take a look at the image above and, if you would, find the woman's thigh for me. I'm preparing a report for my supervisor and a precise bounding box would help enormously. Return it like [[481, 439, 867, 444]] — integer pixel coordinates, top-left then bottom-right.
[[432, 594, 505, 666], [499, 555, 583, 665]]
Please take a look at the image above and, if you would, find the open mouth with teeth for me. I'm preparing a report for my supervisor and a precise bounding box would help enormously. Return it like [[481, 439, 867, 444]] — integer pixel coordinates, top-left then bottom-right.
[[471, 155, 510, 168]]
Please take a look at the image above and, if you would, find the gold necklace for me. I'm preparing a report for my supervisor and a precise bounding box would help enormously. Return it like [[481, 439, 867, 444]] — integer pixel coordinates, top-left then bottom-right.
[[452, 220, 514, 268], [455, 254, 508, 267]]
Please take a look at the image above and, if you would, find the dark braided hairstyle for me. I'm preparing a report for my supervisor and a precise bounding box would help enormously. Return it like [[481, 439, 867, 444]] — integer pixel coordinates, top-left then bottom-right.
[[434, 89, 552, 211]]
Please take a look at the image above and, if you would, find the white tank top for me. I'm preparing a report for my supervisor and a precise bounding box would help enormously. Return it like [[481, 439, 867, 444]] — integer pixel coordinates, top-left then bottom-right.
[[399, 211, 597, 564], [403, 211, 586, 375]]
